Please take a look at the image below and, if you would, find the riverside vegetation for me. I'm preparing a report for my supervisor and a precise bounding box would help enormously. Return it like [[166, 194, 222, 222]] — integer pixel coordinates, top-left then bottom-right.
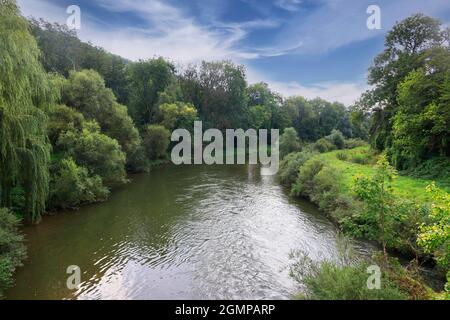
[[0, 0, 449, 299]]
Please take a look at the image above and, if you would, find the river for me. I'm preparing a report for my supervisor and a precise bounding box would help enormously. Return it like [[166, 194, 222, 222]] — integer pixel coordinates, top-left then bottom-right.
[[6, 164, 374, 300]]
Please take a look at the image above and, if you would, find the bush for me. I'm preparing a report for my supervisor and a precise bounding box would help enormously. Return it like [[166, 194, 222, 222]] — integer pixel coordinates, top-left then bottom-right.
[[351, 153, 370, 165], [345, 138, 367, 149], [310, 166, 342, 212], [313, 138, 335, 153], [336, 151, 348, 161], [325, 129, 346, 149], [292, 158, 325, 197], [0, 208, 26, 298], [48, 158, 109, 210], [279, 127, 302, 159], [293, 259, 408, 300], [57, 122, 128, 187], [278, 151, 316, 186], [47, 105, 85, 145], [142, 125, 171, 161]]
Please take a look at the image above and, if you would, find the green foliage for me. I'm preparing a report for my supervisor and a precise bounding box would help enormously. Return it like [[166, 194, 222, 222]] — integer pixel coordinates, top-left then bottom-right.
[[353, 156, 398, 253], [0, 0, 55, 223], [47, 105, 85, 145], [345, 138, 367, 149], [325, 129, 346, 150], [313, 138, 336, 153], [48, 158, 109, 210], [159, 102, 198, 131], [127, 58, 175, 126], [358, 13, 449, 173], [57, 123, 128, 187], [278, 151, 316, 186], [62, 69, 143, 170], [417, 183, 450, 269], [391, 67, 450, 170], [291, 250, 408, 300], [336, 151, 348, 161], [0, 208, 26, 298], [180, 61, 249, 130], [142, 125, 171, 161], [30, 19, 129, 102], [280, 127, 302, 159]]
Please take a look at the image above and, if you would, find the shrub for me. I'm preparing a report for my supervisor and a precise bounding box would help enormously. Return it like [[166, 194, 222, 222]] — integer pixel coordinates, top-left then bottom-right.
[[47, 105, 85, 145], [310, 166, 342, 212], [345, 138, 367, 149], [48, 158, 109, 210], [279, 127, 302, 159], [142, 125, 171, 161], [291, 251, 408, 300], [57, 122, 128, 187], [325, 129, 346, 149], [351, 153, 370, 165], [313, 138, 335, 153], [292, 158, 325, 197], [336, 151, 348, 161], [0, 208, 26, 298], [278, 151, 316, 186]]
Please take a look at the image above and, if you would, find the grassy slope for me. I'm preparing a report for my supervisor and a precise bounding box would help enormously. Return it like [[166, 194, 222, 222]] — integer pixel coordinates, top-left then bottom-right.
[[314, 146, 450, 205]]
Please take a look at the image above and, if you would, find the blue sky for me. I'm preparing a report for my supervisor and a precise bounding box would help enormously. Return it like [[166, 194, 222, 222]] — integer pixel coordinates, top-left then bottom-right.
[[18, 0, 450, 105]]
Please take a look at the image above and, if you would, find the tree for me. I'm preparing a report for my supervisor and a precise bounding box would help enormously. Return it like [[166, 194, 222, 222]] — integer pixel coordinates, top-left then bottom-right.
[[57, 122, 128, 187], [142, 125, 171, 161], [391, 56, 450, 169], [159, 102, 198, 131], [360, 14, 448, 151], [62, 70, 143, 170], [30, 19, 129, 103], [247, 82, 283, 129], [280, 128, 302, 159], [353, 155, 398, 254], [180, 61, 249, 130], [0, 0, 56, 223], [127, 58, 175, 126]]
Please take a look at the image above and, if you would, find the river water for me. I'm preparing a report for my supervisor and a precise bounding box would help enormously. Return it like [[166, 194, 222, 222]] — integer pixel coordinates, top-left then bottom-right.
[[6, 165, 374, 300]]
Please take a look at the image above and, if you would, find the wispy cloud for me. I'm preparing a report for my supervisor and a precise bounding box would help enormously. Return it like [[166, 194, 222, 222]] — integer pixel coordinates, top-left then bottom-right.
[[275, 0, 303, 12]]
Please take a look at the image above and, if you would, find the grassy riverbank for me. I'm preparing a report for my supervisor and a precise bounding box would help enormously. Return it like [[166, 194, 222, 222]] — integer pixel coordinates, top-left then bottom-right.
[[279, 143, 449, 299], [316, 146, 449, 204]]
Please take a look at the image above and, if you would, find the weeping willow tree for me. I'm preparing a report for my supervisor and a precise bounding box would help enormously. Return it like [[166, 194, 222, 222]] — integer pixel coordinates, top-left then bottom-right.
[[0, 0, 56, 223]]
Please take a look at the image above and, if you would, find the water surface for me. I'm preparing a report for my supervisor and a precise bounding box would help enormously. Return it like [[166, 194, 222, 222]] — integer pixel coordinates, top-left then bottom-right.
[[7, 165, 373, 300]]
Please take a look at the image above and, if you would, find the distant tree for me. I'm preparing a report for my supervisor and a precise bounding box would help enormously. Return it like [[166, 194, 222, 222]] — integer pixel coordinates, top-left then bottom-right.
[[280, 128, 302, 159], [159, 103, 198, 131], [29, 19, 129, 102], [127, 58, 175, 126], [180, 61, 248, 130], [142, 125, 171, 161]]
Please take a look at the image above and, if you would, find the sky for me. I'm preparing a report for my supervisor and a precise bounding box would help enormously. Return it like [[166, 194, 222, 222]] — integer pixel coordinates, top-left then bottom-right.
[[17, 0, 450, 105]]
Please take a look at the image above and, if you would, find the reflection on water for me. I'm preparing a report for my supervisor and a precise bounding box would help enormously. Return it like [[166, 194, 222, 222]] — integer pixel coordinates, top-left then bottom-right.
[[7, 165, 373, 300]]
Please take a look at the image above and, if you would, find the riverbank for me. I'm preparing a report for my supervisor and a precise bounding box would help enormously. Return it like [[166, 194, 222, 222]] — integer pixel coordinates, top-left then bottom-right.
[[278, 145, 449, 299]]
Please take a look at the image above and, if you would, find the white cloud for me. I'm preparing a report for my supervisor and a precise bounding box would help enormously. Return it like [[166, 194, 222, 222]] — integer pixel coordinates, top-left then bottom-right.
[[275, 0, 303, 12]]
